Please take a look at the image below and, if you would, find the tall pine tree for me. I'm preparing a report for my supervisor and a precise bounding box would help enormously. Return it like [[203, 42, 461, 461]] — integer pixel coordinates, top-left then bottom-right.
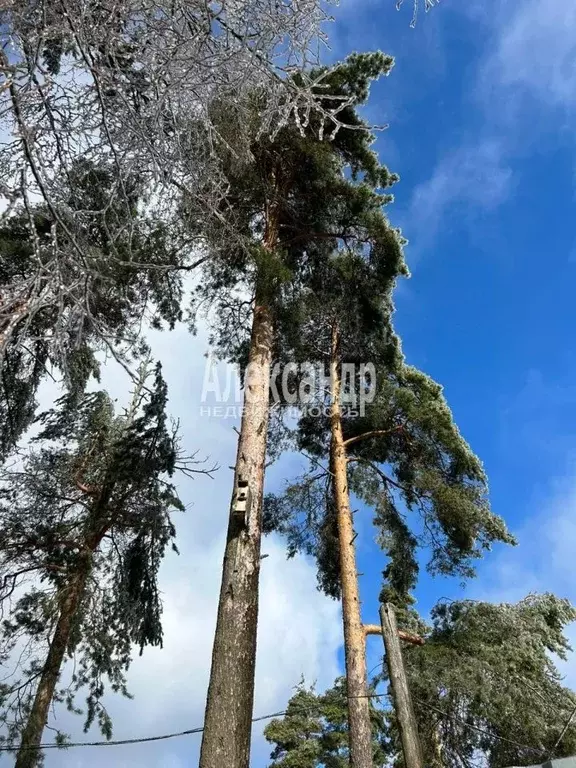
[[264, 245, 513, 765], [190, 52, 403, 768]]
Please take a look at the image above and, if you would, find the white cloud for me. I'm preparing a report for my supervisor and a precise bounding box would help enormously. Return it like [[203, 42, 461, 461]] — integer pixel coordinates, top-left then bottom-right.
[[45, 537, 340, 768], [408, 139, 512, 248], [498, 369, 576, 464], [15, 320, 343, 768], [484, 0, 576, 116], [407, 0, 576, 246]]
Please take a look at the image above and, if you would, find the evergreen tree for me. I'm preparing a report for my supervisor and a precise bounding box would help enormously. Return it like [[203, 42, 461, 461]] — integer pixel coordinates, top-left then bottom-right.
[[0, 362, 211, 767], [265, 595, 576, 768], [192, 52, 403, 768], [264, 244, 513, 765], [0, 159, 184, 458], [402, 594, 576, 768], [264, 677, 389, 768]]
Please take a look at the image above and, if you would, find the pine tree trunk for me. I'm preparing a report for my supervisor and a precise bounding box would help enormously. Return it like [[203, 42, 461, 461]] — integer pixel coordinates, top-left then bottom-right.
[[330, 324, 374, 768], [199, 286, 274, 768], [15, 563, 90, 768]]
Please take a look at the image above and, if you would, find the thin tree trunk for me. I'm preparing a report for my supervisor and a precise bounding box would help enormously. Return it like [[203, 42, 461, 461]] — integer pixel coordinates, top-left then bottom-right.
[[199, 283, 274, 768], [15, 422, 133, 767], [15, 563, 90, 768], [330, 323, 374, 768]]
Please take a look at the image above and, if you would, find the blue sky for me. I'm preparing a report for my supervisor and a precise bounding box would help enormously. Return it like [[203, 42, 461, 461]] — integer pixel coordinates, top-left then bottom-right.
[[330, 0, 576, 695], [26, 1, 576, 767]]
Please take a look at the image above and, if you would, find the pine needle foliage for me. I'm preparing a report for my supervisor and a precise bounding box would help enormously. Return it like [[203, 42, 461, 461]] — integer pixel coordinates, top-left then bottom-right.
[[0, 363, 195, 752], [265, 595, 576, 768], [265, 677, 389, 768], [187, 52, 400, 371], [264, 249, 513, 603]]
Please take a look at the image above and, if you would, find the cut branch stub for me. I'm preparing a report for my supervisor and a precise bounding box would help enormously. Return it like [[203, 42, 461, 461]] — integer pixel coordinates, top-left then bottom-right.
[[363, 623, 424, 646]]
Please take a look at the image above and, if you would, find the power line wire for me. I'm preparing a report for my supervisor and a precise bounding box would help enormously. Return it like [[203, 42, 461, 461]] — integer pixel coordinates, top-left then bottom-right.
[[548, 701, 576, 760], [1, 691, 551, 756], [413, 698, 546, 757], [0, 693, 388, 752], [0, 710, 288, 753]]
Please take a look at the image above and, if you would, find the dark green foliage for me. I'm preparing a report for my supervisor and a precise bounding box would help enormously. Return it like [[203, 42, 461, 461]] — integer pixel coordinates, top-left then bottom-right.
[[0, 363, 189, 748], [258, 52, 514, 604], [41, 36, 64, 75], [267, 595, 576, 768], [0, 343, 47, 462], [264, 678, 389, 768], [187, 52, 402, 371], [374, 497, 419, 606], [0, 159, 185, 458], [264, 246, 513, 603], [349, 362, 514, 603]]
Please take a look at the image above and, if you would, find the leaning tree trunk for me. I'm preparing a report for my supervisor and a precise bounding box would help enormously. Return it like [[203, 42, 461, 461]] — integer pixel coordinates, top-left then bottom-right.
[[15, 562, 90, 768], [330, 324, 374, 768], [199, 280, 274, 768]]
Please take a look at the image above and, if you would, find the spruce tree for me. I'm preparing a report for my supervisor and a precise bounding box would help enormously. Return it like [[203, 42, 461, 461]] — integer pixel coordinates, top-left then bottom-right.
[[265, 594, 576, 768], [191, 52, 403, 768], [264, 246, 513, 765], [0, 362, 211, 767]]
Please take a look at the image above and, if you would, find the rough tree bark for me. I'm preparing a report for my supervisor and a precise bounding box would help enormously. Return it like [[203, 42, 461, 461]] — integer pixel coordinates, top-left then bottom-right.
[[330, 323, 374, 768], [199, 216, 277, 768], [15, 561, 90, 768]]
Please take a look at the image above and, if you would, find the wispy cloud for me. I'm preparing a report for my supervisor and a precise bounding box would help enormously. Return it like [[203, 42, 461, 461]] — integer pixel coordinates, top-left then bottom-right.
[[408, 139, 512, 249], [407, 0, 576, 248], [499, 368, 576, 466], [470, 470, 576, 685], [483, 0, 576, 117], [473, 480, 576, 603]]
